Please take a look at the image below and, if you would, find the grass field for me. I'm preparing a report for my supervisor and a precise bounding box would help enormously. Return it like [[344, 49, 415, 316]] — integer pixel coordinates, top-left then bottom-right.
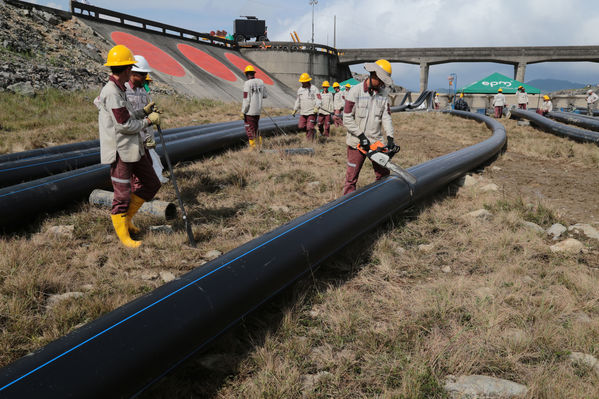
[[1, 93, 598, 398]]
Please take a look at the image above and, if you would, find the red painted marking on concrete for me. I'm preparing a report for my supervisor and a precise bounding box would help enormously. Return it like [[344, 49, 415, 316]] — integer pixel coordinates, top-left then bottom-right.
[[224, 52, 274, 85], [177, 44, 236, 82], [111, 31, 185, 77]]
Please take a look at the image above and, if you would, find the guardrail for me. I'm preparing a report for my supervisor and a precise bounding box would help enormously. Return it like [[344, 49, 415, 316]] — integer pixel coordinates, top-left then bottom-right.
[[240, 41, 342, 56], [70, 0, 237, 49]]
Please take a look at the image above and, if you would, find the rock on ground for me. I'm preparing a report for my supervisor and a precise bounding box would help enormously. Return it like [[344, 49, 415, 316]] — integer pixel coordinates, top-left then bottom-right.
[[46, 292, 84, 309], [150, 225, 174, 235], [550, 238, 584, 254], [46, 224, 74, 239], [204, 249, 223, 260], [466, 209, 493, 220], [444, 375, 528, 398], [522, 221, 544, 233], [568, 352, 599, 376], [569, 223, 599, 240], [159, 271, 176, 283], [547, 223, 567, 239]]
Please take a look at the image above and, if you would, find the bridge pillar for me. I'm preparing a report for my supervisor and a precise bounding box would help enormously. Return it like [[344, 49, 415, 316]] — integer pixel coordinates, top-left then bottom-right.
[[419, 62, 429, 92], [514, 62, 526, 83]]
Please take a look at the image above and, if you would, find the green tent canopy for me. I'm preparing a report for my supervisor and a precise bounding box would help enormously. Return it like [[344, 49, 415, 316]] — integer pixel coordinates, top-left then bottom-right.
[[326, 77, 360, 93], [459, 72, 540, 94]]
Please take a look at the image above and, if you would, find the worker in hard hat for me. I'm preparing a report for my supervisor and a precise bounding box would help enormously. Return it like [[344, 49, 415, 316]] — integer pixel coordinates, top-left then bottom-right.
[[292, 73, 321, 141], [241, 65, 267, 149], [124, 55, 169, 185], [586, 89, 598, 116], [492, 88, 506, 118], [332, 82, 345, 127], [537, 95, 553, 116], [96, 45, 161, 248], [434, 93, 440, 110], [454, 92, 470, 112], [342, 59, 400, 195], [516, 86, 528, 110], [317, 81, 334, 137]]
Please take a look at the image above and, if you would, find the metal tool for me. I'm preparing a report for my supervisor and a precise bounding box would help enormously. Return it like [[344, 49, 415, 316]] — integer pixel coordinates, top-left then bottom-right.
[[358, 140, 417, 196]]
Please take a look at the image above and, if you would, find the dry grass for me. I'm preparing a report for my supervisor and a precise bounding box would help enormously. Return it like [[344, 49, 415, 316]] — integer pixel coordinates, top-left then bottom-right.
[[1, 100, 599, 398]]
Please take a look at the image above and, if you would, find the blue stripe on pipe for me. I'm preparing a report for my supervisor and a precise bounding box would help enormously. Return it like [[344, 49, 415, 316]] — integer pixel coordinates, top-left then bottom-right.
[[0, 177, 397, 392], [0, 167, 106, 199], [0, 152, 100, 172]]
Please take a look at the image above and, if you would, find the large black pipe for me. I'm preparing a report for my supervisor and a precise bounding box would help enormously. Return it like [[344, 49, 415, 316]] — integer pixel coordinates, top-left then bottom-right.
[[547, 111, 599, 132], [510, 109, 599, 145], [0, 111, 506, 398], [391, 90, 432, 112], [0, 118, 293, 187], [0, 119, 297, 227]]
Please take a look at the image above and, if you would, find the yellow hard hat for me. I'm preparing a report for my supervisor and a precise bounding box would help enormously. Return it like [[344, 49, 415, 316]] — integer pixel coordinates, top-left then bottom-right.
[[244, 65, 256, 73], [497, 88, 503, 92], [544, 95, 550, 100], [322, 81, 330, 87], [345, 83, 351, 88], [332, 82, 340, 88], [104, 45, 136, 67], [375, 59, 392, 75], [460, 92, 464, 98], [146, 73, 152, 81], [299, 72, 312, 82], [365, 59, 393, 86]]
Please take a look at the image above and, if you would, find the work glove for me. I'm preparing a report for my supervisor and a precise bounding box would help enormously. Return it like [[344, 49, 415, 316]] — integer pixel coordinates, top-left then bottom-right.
[[145, 138, 156, 149], [386, 136, 400, 155], [240, 113, 246, 120], [147, 112, 161, 127], [143, 101, 156, 115], [358, 133, 370, 152], [292, 110, 297, 117], [313, 107, 319, 115]]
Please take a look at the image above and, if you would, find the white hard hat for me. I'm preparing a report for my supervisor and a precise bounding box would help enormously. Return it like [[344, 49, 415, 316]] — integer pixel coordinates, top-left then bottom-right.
[[587, 90, 593, 95], [132, 55, 152, 73]]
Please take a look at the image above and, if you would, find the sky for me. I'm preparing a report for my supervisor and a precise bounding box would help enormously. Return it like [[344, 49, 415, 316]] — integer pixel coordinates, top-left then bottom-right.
[[42, 0, 599, 91]]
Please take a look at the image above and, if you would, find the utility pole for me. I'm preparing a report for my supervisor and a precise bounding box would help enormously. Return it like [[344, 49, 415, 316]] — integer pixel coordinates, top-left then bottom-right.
[[334, 15, 336, 48], [310, 0, 318, 44]]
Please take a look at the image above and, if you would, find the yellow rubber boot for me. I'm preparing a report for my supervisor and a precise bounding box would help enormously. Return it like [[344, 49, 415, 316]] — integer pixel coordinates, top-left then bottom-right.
[[111, 213, 141, 248], [258, 136, 263, 147], [126, 194, 145, 234], [248, 139, 256, 149]]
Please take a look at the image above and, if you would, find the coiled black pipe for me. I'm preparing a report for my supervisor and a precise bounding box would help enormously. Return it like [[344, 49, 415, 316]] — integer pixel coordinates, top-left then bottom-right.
[[510, 109, 599, 145], [390, 90, 433, 112], [547, 111, 599, 132], [0, 117, 292, 188], [0, 111, 506, 398], [0, 119, 297, 227]]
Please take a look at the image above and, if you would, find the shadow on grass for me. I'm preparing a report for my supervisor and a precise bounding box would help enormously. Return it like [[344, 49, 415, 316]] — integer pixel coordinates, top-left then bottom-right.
[[140, 186, 459, 398]]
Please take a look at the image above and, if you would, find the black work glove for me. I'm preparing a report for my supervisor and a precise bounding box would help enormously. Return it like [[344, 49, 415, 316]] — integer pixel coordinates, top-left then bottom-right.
[[358, 133, 370, 152], [386, 136, 400, 155]]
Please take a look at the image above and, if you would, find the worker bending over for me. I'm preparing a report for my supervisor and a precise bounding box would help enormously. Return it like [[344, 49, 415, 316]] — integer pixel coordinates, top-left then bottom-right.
[[492, 88, 506, 118], [292, 73, 321, 141], [586, 90, 598, 116], [332, 82, 345, 127], [125, 55, 168, 185], [241, 65, 267, 149], [342, 59, 399, 195], [516, 86, 528, 110], [317, 81, 334, 137], [454, 92, 470, 112], [537, 95, 553, 116], [96, 45, 161, 248]]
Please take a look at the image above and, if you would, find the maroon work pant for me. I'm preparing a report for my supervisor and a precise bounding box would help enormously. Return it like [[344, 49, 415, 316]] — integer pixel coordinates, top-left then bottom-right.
[[110, 149, 161, 214], [343, 146, 390, 195], [518, 104, 527, 110], [333, 110, 343, 127], [317, 113, 331, 137], [536, 109, 548, 116], [298, 114, 316, 140], [243, 114, 260, 140], [494, 106, 504, 118]]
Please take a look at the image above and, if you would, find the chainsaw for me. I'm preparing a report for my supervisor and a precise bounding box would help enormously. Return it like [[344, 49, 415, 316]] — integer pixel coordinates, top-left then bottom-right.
[[357, 140, 417, 195]]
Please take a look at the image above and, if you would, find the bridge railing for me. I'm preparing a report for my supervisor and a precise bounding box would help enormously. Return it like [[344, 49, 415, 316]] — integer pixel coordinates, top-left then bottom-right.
[[70, 1, 237, 49], [240, 41, 342, 56]]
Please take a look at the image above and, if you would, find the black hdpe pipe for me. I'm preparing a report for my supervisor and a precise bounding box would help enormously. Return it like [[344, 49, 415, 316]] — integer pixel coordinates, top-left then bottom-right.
[[510, 109, 599, 145], [547, 111, 599, 132], [0, 110, 506, 398], [390, 90, 432, 112], [0, 119, 297, 227], [0, 118, 290, 188]]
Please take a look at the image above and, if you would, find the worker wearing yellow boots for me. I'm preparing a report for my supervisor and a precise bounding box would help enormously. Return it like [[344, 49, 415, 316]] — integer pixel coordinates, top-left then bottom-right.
[[292, 72, 321, 141], [241, 65, 267, 149], [317, 81, 334, 137], [96, 45, 162, 248]]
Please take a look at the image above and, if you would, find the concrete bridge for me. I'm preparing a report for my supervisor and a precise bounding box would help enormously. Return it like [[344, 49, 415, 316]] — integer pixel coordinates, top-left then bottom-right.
[[338, 46, 599, 91]]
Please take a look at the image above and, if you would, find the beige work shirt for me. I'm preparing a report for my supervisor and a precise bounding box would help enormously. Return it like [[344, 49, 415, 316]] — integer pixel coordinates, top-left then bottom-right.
[[333, 90, 345, 110], [516, 91, 528, 105], [318, 91, 334, 115], [242, 77, 267, 116], [492, 93, 506, 107], [293, 85, 321, 115]]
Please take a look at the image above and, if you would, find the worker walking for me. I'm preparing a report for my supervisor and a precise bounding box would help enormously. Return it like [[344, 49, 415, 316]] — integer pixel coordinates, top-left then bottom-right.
[[125, 55, 169, 184], [332, 82, 345, 127], [342, 59, 399, 195], [434, 93, 440, 110], [586, 90, 598, 116], [96, 45, 161, 248], [492, 88, 506, 118], [537, 95, 553, 116], [454, 92, 470, 111], [241, 65, 267, 149], [317, 81, 334, 137], [292, 73, 320, 141], [516, 86, 528, 110]]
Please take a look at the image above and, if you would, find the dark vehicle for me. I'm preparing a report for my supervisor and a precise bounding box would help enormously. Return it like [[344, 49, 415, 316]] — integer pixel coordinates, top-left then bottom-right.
[[234, 16, 268, 43]]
